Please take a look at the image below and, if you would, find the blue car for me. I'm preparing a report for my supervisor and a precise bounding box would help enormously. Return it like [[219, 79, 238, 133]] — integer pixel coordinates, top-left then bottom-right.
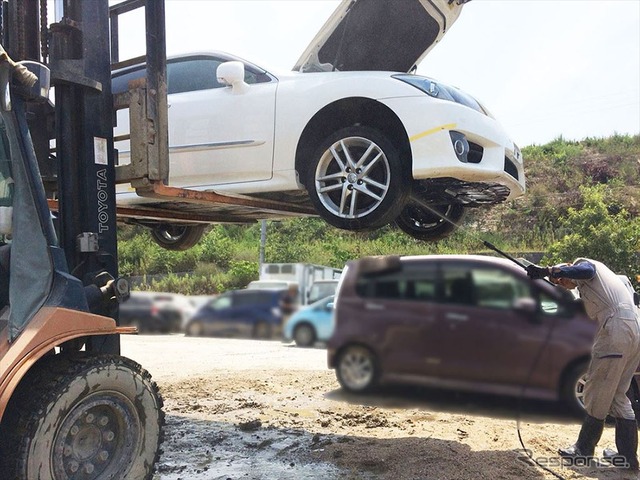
[[185, 289, 283, 338], [283, 296, 334, 347]]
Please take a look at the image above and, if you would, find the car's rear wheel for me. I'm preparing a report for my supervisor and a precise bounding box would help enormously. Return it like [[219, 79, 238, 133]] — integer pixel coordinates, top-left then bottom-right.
[[306, 126, 410, 231], [336, 345, 379, 393], [253, 321, 272, 339], [293, 323, 316, 347], [150, 224, 206, 251], [186, 320, 205, 337], [562, 362, 588, 415], [396, 201, 465, 241]]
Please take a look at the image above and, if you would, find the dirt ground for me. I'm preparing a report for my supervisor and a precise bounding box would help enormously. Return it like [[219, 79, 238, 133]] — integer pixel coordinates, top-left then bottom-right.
[[121, 335, 639, 480]]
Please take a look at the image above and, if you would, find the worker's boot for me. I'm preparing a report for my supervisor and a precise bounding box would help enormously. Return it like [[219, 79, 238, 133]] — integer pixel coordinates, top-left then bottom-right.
[[558, 414, 605, 459], [603, 418, 639, 470]]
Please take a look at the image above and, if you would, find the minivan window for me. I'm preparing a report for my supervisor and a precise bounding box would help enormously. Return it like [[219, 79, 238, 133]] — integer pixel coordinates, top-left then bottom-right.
[[443, 266, 529, 310], [355, 264, 437, 301]]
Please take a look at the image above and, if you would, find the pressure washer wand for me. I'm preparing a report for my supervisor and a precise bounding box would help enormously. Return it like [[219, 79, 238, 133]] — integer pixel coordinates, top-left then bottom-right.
[[482, 240, 528, 269]]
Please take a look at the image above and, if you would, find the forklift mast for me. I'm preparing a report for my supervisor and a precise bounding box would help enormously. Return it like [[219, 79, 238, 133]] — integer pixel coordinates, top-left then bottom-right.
[[1, 0, 168, 353]]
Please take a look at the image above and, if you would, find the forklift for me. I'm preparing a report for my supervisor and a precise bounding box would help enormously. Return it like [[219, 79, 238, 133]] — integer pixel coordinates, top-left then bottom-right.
[[0, 0, 165, 478]]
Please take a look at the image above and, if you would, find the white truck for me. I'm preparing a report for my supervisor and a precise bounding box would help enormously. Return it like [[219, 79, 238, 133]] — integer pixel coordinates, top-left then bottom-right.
[[248, 263, 342, 305]]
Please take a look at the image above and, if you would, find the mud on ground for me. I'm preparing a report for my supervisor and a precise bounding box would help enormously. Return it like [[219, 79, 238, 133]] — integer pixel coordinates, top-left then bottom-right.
[[151, 366, 638, 480]]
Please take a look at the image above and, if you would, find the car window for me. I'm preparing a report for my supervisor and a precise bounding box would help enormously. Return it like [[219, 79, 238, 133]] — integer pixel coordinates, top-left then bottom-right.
[[443, 266, 529, 310], [167, 58, 225, 94], [539, 291, 573, 316], [112, 57, 273, 96], [355, 264, 437, 302], [210, 295, 232, 310], [235, 291, 273, 307], [112, 67, 144, 95]]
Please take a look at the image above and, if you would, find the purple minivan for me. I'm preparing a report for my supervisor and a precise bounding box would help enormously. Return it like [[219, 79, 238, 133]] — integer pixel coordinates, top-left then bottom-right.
[[327, 254, 640, 414]]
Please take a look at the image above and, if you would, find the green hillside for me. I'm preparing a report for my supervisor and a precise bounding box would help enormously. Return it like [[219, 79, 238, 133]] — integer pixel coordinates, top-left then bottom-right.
[[119, 134, 640, 294]]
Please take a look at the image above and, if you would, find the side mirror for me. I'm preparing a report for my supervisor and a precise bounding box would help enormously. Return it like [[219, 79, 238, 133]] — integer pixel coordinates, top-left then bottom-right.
[[217, 61, 248, 94], [513, 297, 538, 321]]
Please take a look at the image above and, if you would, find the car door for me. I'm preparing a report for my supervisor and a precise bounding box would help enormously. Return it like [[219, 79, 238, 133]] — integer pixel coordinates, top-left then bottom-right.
[[114, 55, 277, 188], [435, 261, 553, 386], [166, 57, 277, 187], [357, 262, 442, 377]]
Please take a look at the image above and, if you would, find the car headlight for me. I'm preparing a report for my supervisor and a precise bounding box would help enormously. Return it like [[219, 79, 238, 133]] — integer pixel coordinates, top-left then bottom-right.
[[392, 74, 487, 116]]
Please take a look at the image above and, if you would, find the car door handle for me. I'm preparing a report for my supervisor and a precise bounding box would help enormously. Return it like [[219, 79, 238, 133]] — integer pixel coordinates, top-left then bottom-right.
[[445, 312, 469, 322], [364, 302, 385, 310]]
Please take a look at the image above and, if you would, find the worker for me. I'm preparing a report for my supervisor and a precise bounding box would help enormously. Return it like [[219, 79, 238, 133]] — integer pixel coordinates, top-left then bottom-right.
[[527, 259, 640, 470], [279, 284, 299, 324]]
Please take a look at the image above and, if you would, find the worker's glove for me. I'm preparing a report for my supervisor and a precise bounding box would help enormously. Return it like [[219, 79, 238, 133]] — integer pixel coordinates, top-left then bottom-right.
[[526, 264, 549, 280]]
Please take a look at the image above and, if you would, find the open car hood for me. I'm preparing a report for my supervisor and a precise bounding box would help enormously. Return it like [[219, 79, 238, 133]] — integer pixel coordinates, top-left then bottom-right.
[[293, 0, 470, 73]]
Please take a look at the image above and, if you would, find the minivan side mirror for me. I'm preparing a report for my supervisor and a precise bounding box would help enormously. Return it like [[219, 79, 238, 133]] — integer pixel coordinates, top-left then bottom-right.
[[513, 297, 539, 321], [217, 61, 248, 94]]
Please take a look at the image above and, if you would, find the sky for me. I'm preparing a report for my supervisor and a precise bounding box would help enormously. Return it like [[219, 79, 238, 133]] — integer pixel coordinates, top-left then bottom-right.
[[113, 0, 640, 148]]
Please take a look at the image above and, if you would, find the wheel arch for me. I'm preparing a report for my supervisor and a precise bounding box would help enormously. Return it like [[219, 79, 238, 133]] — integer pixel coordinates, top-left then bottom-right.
[[295, 97, 411, 188]]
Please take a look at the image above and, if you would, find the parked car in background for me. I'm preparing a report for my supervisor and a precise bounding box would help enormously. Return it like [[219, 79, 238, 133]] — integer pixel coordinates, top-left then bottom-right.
[[327, 254, 640, 415], [184, 289, 283, 338], [119, 291, 184, 333], [284, 296, 335, 347], [112, 0, 523, 250], [307, 280, 339, 304]]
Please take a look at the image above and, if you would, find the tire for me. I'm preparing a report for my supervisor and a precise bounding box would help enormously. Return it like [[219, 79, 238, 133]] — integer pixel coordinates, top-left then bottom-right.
[[561, 361, 588, 416], [253, 321, 273, 339], [293, 323, 316, 347], [1, 354, 164, 480], [186, 320, 205, 337], [306, 126, 410, 231], [150, 224, 206, 251], [396, 201, 465, 242], [336, 345, 379, 393]]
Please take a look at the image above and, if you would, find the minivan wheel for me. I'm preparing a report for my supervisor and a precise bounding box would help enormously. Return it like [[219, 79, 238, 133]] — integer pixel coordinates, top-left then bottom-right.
[[293, 323, 316, 347], [336, 345, 379, 393], [562, 362, 588, 416]]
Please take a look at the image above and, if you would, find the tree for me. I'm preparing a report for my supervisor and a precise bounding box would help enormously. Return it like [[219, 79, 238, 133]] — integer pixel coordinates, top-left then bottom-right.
[[543, 184, 640, 280]]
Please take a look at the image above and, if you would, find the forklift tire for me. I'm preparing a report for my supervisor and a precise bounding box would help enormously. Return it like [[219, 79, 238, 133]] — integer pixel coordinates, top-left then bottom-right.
[[150, 224, 206, 251], [1, 353, 164, 480]]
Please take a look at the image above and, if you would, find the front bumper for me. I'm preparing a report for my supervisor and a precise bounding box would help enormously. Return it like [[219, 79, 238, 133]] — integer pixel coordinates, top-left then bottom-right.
[[382, 97, 525, 200]]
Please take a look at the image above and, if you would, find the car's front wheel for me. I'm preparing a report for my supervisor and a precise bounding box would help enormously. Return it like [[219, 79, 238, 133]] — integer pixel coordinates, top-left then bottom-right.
[[306, 126, 409, 231], [396, 201, 465, 241], [293, 323, 316, 347], [336, 345, 379, 393], [562, 362, 588, 416], [150, 224, 206, 251]]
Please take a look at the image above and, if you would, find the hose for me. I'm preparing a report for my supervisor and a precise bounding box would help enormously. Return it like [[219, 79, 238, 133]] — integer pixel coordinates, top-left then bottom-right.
[[412, 201, 567, 479]]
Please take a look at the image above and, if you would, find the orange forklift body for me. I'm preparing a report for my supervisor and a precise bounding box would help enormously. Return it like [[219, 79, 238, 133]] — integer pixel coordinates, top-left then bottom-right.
[[0, 307, 135, 421]]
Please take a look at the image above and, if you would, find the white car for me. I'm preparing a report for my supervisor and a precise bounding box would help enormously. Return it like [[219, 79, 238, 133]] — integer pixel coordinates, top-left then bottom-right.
[[113, 0, 524, 250]]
